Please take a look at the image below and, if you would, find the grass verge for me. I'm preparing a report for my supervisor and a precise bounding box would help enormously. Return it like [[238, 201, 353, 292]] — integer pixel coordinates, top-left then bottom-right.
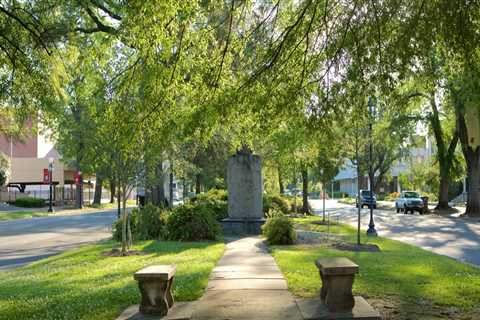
[[0, 240, 224, 320], [0, 210, 49, 221], [271, 216, 480, 320]]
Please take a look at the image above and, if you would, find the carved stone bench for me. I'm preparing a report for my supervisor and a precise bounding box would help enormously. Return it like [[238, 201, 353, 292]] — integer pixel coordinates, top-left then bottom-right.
[[315, 257, 358, 313], [134, 265, 176, 316]]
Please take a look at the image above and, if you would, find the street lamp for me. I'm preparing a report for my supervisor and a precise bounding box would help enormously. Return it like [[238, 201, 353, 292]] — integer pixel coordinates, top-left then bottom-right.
[[366, 97, 377, 236], [48, 157, 54, 213]]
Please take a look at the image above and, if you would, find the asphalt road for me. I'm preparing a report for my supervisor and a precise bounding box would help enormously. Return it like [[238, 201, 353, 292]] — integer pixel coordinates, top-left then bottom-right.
[[310, 199, 480, 267], [0, 210, 117, 270]]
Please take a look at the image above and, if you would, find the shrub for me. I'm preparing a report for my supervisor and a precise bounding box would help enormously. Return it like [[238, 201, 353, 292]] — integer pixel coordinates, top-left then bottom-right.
[[285, 196, 313, 215], [189, 189, 228, 221], [136, 204, 167, 240], [327, 191, 349, 199], [166, 204, 220, 241], [190, 189, 228, 203], [262, 211, 296, 245], [263, 194, 290, 215], [112, 210, 138, 242], [112, 205, 166, 242], [384, 192, 401, 201], [13, 197, 45, 208]]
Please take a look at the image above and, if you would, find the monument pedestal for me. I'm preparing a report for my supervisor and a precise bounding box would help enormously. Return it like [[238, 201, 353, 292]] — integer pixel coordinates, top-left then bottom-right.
[[221, 218, 266, 235], [224, 150, 264, 235]]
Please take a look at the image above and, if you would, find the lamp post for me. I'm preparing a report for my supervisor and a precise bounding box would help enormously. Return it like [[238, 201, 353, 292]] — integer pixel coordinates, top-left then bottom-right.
[[366, 97, 377, 236], [48, 158, 54, 213]]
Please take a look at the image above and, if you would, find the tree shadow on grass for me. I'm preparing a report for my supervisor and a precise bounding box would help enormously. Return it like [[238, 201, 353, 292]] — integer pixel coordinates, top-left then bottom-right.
[[0, 240, 224, 320]]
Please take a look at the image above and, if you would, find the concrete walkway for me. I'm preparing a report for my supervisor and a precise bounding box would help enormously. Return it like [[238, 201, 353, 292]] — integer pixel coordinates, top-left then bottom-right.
[[193, 236, 303, 320]]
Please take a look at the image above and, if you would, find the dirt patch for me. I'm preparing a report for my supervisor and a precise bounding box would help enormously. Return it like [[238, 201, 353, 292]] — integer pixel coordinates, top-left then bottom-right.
[[102, 248, 146, 257], [368, 297, 477, 320], [330, 242, 381, 252]]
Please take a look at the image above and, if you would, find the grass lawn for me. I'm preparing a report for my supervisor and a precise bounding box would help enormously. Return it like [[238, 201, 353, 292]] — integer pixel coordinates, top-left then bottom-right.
[[337, 197, 356, 205], [271, 216, 480, 320], [0, 210, 49, 221], [0, 240, 224, 320]]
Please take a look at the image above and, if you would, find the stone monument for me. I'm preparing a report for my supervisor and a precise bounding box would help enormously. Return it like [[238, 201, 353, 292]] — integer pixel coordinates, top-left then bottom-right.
[[221, 147, 265, 234]]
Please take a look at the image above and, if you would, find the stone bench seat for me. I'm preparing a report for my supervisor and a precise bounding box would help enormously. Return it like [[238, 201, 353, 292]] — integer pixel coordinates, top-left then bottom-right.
[[316, 257, 359, 313], [134, 265, 176, 316]]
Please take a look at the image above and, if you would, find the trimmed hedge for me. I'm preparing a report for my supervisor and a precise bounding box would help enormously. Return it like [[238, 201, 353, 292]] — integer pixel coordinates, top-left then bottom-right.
[[13, 197, 45, 208]]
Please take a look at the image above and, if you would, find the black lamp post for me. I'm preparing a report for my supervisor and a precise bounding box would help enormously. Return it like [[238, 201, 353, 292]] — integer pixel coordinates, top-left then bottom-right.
[[48, 158, 54, 213], [366, 97, 377, 236]]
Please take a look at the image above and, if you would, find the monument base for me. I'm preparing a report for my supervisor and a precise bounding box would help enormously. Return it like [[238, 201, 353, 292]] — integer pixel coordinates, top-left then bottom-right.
[[296, 296, 381, 320], [221, 218, 266, 235]]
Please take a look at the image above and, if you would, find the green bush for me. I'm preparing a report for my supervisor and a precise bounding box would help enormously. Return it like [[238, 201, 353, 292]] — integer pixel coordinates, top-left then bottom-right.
[[384, 192, 401, 201], [189, 189, 228, 221], [136, 204, 167, 240], [263, 194, 290, 215], [262, 211, 296, 245], [112, 205, 166, 242], [285, 196, 313, 215], [13, 197, 45, 208], [112, 210, 138, 242], [166, 204, 220, 241], [327, 191, 349, 199]]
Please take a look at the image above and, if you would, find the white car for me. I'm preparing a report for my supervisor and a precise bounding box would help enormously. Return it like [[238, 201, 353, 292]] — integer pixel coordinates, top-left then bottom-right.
[[395, 191, 425, 214]]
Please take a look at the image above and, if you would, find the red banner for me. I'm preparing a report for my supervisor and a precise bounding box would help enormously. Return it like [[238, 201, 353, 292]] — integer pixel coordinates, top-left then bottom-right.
[[74, 171, 81, 185], [43, 168, 50, 184]]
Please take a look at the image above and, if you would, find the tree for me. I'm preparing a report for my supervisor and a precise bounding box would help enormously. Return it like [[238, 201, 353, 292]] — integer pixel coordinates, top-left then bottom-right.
[[0, 152, 9, 187]]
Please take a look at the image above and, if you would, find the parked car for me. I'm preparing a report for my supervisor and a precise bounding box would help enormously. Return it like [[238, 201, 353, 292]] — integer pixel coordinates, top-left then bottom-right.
[[356, 190, 377, 209], [395, 191, 425, 214]]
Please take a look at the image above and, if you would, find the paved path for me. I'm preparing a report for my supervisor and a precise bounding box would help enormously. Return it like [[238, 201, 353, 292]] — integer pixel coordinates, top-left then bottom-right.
[[310, 199, 480, 266], [193, 236, 303, 320], [0, 210, 116, 270]]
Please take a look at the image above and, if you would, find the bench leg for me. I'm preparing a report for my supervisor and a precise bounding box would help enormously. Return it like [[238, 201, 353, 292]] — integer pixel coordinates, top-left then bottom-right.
[[323, 274, 356, 313], [138, 279, 170, 316], [166, 277, 175, 308], [319, 271, 327, 302]]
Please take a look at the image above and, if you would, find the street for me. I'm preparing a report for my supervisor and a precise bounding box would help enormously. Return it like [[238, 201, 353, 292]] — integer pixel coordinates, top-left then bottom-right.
[[310, 199, 480, 266], [0, 210, 116, 270]]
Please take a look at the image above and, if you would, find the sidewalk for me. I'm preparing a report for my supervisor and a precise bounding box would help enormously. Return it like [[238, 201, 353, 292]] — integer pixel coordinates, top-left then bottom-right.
[[193, 236, 303, 320]]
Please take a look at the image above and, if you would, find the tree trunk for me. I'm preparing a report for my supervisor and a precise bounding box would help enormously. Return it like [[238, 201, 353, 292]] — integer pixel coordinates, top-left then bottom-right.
[[153, 163, 166, 207], [465, 149, 480, 215], [169, 167, 174, 208], [117, 181, 121, 219], [278, 166, 285, 194], [302, 168, 309, 215], [454, 95, 480, 216], [120, 186, 127, 255], [93, 176, 102, 205], [437, 169, 451, 209], [125, 197, 132, 249], [195, 174, 201, 194], [110, 181, 115, 204]]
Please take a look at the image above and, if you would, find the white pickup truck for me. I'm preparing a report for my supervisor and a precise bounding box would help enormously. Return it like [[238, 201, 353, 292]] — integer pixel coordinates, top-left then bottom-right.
[[395, 191, 426, 214]]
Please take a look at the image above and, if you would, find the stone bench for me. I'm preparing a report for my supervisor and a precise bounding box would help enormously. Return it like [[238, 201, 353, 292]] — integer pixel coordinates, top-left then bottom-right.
[[134, 265, 176, 316], [315, 257, 358, 313]]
